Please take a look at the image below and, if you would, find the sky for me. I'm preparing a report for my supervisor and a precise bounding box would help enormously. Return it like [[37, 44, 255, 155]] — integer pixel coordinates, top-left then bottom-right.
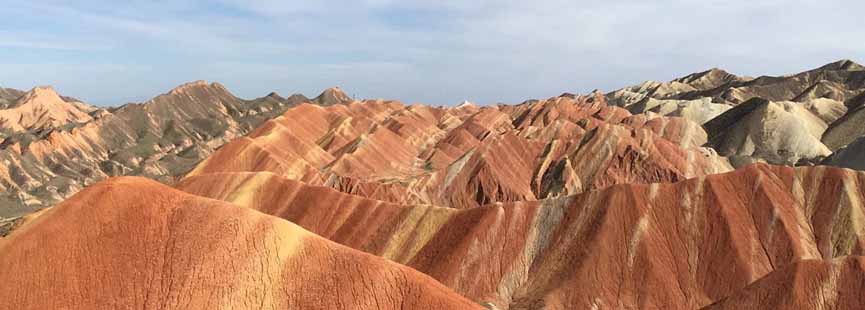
[[0, 0, 863, 106]]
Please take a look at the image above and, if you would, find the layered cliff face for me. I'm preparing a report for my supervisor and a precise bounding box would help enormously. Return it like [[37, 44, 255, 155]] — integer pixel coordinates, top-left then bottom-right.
[[608, 59, 865, 168], [178, 163, 865, 309], [186, 93, 731, 208], [3, 60, 865, 310], [0, 81, 305, 217], [0, 177, 482, 310]]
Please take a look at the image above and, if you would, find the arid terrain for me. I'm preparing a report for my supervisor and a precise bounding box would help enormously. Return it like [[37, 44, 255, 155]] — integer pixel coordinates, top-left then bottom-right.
[[2, 60, 865, 309]]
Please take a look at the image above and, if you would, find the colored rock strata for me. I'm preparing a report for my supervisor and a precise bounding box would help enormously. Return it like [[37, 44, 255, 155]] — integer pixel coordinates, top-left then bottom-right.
[[178, 164, 865, 309], [186, 93, 731, 208], [0, 177, 482, 310], [3, 60, 865, 309], [0, 81, 307, 217]]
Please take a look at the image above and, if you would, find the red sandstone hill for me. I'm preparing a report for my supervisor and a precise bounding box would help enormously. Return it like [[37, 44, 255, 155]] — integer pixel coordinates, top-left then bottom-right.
[[186, 93, 731, 209], [703, 256, 865, 309], [4, 60, 865, 310], [0, 177, 481, 310], [178, 163, 865, 309]]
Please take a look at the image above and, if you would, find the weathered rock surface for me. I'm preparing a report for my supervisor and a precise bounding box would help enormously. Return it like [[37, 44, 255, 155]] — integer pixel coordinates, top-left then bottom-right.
[[186, 93, 730, 208], [0, 176, 482, 310], [179, 163, 865, 309], [4, 60, 865, 309], [824, 136, 865, 170], [609, 59, 865, 167], [0, 81, 306, 217], [703, 257, 865, 310], [313, 86, 354, 106], [703, 98, 833, 166], [0, 86, 94, 134], [0, 87, 26, 109]]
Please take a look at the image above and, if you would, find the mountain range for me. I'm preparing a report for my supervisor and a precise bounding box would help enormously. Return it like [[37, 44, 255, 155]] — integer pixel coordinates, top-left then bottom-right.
[[608, 59, 865, 167], [0, 82, 357, 218], [2, 60, 865, 309]]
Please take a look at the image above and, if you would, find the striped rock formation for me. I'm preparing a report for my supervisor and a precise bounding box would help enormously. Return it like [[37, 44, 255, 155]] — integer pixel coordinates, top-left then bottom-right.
[[0, 177, 481, 310], [609, 59, 865, 168], [178, 163, 865, 309], [703, 256, 865, 309], [4, 60, 865, 310], [186, 93, 731, 208], [0, 81, 308, 217]]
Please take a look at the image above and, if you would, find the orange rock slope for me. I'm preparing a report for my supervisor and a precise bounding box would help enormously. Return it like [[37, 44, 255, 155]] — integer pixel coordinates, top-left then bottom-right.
[[0, 177, 482, 310], [5, 83, 865, 309], [178, 164, 865, 309], [186, 93, 731, 208]]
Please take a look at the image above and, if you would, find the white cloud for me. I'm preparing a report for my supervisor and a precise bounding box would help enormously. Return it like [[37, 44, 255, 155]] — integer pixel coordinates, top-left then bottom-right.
[[0, 0, 863, 105]]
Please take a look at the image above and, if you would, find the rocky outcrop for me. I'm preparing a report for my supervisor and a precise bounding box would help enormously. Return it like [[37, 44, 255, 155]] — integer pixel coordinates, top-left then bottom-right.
[[0, 177, 482, 310]]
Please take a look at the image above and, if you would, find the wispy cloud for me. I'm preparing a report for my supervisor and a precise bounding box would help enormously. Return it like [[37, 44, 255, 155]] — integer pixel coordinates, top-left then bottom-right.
[[0, 0, 862, 106], [0, 31, 114, 51]]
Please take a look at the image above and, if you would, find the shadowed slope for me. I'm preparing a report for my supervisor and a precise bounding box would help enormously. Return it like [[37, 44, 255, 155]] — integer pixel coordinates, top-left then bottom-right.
[[0, 87, 25, 109], [703, 98, 833, 166], [179, 163, 865, 309], [702, 257, 865, 310], [0, 177, 482, 310], [609, 60, 865, 167], [824, 136, 865, 170]]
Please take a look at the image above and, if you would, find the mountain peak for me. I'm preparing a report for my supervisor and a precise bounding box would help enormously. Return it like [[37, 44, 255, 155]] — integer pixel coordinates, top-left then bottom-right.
[[168, 80, 212, 95], [18, 86, 64, 105], [285, 93, 311, 105], [818, 59, 864, 71], [265, 91, 284, 101], [313, 87, 353, 106], [456, 100, 477, 108], [0, 85, 94, 133], [321, 86, 347, 96], [673, 67, 740, 90]]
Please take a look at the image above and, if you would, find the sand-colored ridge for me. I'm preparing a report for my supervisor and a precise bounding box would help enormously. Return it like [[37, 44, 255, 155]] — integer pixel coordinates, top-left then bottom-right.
[[0, 176, 483, 310], [0, 86, 94, 133]]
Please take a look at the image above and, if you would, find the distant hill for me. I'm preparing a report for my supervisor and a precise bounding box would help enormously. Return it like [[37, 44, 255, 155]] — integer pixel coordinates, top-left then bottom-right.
[[608, 59, 865, 167], [0, 81, 312, 217]]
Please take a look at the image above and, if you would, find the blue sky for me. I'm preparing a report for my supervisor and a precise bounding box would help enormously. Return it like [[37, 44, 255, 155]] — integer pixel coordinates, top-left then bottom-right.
[[0, 0, 863, 106]]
